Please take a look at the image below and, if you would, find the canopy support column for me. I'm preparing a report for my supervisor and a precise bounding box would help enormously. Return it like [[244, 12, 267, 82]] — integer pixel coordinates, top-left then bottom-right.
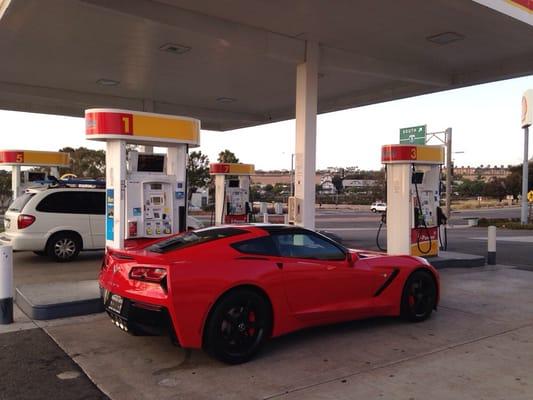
[[294, 41, 319, 229]]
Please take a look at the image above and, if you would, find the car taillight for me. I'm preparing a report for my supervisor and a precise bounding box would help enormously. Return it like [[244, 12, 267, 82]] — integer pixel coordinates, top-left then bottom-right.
[[17, 214, 36, 229], [129, 267, 167, 283]]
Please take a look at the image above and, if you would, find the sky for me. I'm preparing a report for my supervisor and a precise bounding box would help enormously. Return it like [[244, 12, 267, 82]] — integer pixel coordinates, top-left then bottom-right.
[[1, 74, 532, 172]]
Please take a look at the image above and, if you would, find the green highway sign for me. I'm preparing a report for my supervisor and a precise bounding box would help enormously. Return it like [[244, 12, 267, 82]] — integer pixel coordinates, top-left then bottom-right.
[[400, 125, 426, 144]]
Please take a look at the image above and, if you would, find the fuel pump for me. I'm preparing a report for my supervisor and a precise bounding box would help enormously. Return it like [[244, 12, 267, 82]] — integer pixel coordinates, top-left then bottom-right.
[[0, 150, 70, 200], [85, 108, 201, 250], [381, 144, 444, 257], [209, 163, 255, 225]]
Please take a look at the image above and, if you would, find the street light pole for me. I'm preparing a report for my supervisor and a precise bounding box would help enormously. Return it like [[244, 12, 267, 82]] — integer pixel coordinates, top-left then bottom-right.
[[290, 153, 295, 197], [521, 126, 529, 225], [445, 127, 452, 219]]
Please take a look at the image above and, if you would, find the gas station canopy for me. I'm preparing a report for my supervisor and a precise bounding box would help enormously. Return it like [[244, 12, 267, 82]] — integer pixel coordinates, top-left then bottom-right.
[[1, 0, 533, 131]]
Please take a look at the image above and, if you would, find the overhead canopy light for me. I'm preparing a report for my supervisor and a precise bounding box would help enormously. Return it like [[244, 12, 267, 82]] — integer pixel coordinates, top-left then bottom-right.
[[216, 97, 237, 103], [159, 43, 191, 54], [96, 78, 120, 86], [426, 31, 465, 45]]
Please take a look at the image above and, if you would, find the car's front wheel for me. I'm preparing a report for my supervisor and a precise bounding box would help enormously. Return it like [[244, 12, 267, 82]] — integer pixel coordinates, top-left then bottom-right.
[[46, 232, 81, 262], [204, 289, 272, 364], [400, 270, 437, 322]]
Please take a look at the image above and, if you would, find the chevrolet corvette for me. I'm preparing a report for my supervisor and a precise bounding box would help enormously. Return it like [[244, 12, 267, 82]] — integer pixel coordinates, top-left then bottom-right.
[[99, 225, 439, 364]]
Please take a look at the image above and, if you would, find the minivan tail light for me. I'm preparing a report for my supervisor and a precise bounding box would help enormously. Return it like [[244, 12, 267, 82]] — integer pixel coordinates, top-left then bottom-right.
[[17, 214, 36, 229], [129, 267, 167, 283]]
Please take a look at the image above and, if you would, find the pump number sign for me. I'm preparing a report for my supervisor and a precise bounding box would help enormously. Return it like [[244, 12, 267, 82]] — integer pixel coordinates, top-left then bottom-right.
[[400, 125, 426, 145]]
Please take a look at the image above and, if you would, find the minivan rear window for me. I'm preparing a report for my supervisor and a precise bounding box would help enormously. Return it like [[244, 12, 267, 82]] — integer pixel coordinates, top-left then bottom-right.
[[8, 193, 35, 212], [148, 227, 247, 253]]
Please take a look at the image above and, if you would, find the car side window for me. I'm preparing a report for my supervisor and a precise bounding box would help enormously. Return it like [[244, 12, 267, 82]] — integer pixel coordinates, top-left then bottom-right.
[[36, 191, 104, 214], [231, 236, 279, 256], [272, 233, 346, 261]]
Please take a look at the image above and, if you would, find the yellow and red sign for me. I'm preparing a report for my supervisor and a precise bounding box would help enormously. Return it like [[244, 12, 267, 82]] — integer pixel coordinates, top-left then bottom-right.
[[0, 150, 70, 167], [210, 163, 255, 175], [85, 108, 200, 146], [381, 144, 444, 165], [411, 227, 439, 257], [509, 0, 533, 12]]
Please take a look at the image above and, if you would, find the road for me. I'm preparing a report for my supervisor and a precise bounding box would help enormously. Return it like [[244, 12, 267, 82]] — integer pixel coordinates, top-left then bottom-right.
[[312, 206, 533, 268]]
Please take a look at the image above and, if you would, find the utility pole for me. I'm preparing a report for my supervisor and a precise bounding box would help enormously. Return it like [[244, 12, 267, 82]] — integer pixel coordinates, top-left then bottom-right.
[[445, 127, 452, 220], [521, 90, 532, 225], [521, 125, 529, 224]]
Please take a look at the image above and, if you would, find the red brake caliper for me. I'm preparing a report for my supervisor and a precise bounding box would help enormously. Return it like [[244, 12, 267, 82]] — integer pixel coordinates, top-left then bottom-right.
[[248, 311, 256, 336]]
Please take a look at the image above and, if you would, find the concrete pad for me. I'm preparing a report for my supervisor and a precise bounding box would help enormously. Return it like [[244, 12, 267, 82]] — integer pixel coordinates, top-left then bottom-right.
[[16, 280, 103, 320], [425, 251, 485, 268], [43, 265, 533, 400]]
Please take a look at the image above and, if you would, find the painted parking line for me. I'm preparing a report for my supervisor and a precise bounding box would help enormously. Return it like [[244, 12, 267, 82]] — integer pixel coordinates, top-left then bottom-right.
[[469, 236, 533, 243]]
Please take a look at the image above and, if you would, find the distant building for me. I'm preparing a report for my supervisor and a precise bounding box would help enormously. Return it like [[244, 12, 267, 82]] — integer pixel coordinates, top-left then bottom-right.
[[448, 165, 511, 182], [320, 175, 337, 194], [342, 179, 378, 188]]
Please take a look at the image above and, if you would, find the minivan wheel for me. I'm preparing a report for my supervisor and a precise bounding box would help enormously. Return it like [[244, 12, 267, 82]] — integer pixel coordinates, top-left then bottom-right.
[[46, 233, 81, 262]]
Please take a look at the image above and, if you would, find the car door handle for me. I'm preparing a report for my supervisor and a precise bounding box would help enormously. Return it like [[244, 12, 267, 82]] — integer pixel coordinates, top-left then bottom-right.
[[326, 266, 336, 271], [276, 262, 283, 269]]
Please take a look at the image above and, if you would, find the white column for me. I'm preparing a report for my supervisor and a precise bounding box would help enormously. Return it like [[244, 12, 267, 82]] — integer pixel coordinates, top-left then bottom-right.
[[214, 175, 226, 225], [294, 41, 319, 230], [386, 164, 412, 255], [167, 145, 188, 232], [11, 165, 21, 200], [106, 140, 126, 249], [50, 166, 59, 178]]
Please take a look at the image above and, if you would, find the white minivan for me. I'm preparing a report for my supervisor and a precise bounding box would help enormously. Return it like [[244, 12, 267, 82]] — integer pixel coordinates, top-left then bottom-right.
[[1, 187, 106, 261], [1, 187, 205, 262]]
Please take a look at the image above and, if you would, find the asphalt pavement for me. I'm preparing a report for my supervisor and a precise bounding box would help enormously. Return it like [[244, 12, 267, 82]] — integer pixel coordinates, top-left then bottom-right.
[[0, 329, 108, 400]]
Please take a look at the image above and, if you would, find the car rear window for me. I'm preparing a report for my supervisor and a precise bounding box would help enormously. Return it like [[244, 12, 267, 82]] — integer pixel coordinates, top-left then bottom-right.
[[8, 193, 35, 212], [148, 227, 248, 253]]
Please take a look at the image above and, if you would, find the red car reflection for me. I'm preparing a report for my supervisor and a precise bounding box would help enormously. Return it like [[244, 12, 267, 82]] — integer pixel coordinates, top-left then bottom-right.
[[99, 225, 439, 364]]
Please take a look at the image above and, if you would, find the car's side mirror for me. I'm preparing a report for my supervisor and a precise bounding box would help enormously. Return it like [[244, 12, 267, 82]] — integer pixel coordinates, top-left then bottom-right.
[[347, 252, 358, 267]]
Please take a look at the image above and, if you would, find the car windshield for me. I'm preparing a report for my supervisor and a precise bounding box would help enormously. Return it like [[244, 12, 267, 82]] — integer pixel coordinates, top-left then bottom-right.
[[8, 193, 35, 212], [148, 227, 247, 253]]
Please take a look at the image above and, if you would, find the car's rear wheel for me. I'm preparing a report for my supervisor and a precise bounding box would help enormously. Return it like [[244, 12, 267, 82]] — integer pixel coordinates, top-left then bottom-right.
[[371, 208, 376, 213], [204, 289, 272, 364], [401, 270, 436, 322], [46, 232, 81, 262]]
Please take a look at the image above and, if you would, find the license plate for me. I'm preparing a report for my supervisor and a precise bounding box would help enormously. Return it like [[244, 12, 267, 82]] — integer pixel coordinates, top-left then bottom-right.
[[108, 294, 124, 314]]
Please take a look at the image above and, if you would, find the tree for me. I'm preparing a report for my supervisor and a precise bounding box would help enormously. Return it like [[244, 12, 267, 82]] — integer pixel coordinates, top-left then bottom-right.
[[187, 151, 211, 198], [217, 149, 239, 163], [58, 147, 105, 178]]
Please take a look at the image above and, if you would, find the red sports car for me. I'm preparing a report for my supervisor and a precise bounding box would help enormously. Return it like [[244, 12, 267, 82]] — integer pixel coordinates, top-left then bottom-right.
[[99, 225, 439, 364]]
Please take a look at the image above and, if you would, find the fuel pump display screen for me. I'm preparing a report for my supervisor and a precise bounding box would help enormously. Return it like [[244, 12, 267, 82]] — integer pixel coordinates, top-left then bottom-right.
[[27, 172, 46, 182], [137, 154, 165, 172], [151, 196, 163, 205]]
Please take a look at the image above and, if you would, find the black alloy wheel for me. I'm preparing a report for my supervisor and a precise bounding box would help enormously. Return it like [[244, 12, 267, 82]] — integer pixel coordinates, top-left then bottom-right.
[[204, 289, 272, 364], [401, 270, 437, 322]]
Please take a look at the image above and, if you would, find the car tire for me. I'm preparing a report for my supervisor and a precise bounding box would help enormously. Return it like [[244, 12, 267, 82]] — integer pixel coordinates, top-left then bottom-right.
[[33, 251, 47, 256], [204, 289, 272, 364], [400, 270, 437, 322], [371, 208, 376, 213], [46, 232, 81, 262]]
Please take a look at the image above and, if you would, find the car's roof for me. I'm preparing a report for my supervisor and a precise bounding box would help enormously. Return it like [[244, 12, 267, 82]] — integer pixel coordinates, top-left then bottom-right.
[[26, 186, 105, 194]]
